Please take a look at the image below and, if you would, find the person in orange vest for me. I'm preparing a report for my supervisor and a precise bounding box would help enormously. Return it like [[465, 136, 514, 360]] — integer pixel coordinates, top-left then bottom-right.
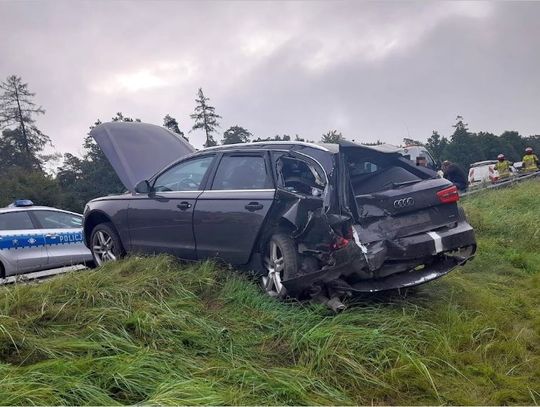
[[494, 154, 512, 180], [522, 147, 539, 172]]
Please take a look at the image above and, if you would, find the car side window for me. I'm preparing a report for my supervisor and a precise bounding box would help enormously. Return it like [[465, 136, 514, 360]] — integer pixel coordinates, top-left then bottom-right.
[[0, 211, 35, 230], [275, 156, 326, 196], [33, 211, 82, 229], [211, 155, 271, 190], [154, 156, 214, 192]]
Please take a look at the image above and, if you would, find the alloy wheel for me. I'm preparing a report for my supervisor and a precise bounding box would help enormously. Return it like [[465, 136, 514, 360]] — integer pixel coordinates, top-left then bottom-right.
[[92, 230, 117, 266], [262, 240, 286, 297]]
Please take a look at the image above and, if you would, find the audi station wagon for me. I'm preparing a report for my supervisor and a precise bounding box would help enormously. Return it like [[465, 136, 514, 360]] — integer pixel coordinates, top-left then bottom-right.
[[83, 122, 476, 306]]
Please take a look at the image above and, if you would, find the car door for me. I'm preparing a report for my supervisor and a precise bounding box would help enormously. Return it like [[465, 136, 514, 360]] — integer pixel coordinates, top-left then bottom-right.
[[193, 152, 275, 264], [0, 211, 47, 275], [30, 210, 90, 268], [127, 154, 216, 259]]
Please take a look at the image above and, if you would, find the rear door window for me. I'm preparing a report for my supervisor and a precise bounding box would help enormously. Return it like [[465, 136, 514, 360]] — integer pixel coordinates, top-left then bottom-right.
[[275, 156, 326, 196], [211, 155, 272, 190], [33, 211, 82, 229], [0, 211, 34, 230]]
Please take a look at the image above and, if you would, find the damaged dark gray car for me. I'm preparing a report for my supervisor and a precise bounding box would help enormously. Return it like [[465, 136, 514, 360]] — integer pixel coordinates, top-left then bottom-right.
[[84, 122, 476, 305]]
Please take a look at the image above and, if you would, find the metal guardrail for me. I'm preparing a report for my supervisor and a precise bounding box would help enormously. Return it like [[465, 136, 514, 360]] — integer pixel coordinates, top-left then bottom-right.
[[461, 170, 540, 197]]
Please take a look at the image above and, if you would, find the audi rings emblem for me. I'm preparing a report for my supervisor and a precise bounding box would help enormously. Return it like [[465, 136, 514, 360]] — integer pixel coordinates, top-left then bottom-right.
[[393, 197, 415, 208]]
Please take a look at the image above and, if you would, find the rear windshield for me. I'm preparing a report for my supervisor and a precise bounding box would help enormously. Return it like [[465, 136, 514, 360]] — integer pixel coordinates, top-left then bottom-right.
[[345, 151, 425, 195]]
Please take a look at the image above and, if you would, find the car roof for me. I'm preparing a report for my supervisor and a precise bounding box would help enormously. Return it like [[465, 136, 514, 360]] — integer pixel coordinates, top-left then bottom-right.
[[470, 160, 497, 167], [201, 140, 400, 154], [203, 140, 333, 152]]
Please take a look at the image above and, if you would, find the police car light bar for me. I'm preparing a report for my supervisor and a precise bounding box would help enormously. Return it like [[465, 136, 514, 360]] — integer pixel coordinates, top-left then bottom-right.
[[13, 199, 34, 207]]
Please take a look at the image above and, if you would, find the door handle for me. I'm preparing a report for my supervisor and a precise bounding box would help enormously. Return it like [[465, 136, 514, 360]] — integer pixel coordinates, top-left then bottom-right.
[[45, 233, 58, 239], [177, 201, 192, 211], [245, 202, 264, 211]]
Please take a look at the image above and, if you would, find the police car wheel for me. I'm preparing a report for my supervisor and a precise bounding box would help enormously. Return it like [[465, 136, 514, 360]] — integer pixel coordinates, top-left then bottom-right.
[[90, 222, 124, 266]]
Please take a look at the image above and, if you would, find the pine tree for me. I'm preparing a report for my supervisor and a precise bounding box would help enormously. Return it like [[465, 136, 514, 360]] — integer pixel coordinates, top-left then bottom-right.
[[221, 126, 252, 144], [321, 130, 344, 143], [0, 75, 50, 169], [163, 114, 187, 141], [425, 130, 448, 162], [190, 88, 221, 147]]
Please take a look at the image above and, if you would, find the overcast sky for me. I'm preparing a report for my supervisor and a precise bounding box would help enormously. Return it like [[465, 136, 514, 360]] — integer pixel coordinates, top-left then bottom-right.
[[1, 0, 539, 155]]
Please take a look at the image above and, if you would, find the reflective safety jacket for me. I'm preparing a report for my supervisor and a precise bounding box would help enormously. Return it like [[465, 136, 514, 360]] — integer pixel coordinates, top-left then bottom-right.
[[494, 160, 512, 178], [522, 154, 539, 172]]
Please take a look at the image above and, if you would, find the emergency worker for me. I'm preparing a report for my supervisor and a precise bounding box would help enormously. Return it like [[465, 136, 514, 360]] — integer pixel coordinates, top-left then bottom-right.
[[494, 154, 512, 180], [522, 147, 539, 172]]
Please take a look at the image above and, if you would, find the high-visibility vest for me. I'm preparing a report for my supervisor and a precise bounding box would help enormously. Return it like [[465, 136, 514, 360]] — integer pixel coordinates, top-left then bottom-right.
[[523, 154, 539, 172], [495, 160, 511, 178]]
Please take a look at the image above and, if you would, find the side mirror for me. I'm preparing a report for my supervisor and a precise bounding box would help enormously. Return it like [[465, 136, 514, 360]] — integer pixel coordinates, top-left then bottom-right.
[[134, 180, 152, 194]]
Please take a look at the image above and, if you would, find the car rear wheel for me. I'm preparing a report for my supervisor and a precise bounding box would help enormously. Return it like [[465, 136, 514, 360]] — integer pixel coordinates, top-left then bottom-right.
[[90, 222, 124, 266], [262, 233, 298, 298]]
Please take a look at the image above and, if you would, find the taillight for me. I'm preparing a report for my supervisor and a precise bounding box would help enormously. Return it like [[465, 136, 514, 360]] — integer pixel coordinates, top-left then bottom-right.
[[330, 236, 350, 251], [437, 185, 460, 204]]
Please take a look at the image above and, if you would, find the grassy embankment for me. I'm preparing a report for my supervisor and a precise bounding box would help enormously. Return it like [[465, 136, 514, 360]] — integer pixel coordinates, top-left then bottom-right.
[[0, 181, 539, 405]]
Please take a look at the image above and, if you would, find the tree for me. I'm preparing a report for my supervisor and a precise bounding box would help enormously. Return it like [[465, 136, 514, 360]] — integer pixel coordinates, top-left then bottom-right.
[[443, 115, 483, 170], [361, 140, 384, 146], [163, 114, 187, 141], [221, 126, 252, 144], [0, 75, 50, 169], [0, 167, 64, 208], [0, 128, 30, 171], [321, 130, 344, 143], [253, 134, 291, 142], [190, 88, 221, 147], [425, 131, 448, 163], [56, 112, 139, 211], [402, 137, 424, 146]]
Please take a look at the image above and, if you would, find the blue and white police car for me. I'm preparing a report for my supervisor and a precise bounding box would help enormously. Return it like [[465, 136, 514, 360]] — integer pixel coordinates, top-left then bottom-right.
[[0, 200, 93, 278]]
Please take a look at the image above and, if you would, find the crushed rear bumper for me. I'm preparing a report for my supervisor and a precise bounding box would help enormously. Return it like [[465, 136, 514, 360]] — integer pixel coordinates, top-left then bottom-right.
[[283, 221, 476, 295]]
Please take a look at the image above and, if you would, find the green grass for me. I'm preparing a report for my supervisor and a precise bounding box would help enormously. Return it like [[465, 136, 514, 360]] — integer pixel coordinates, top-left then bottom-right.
[[1, 181, 539, 405]]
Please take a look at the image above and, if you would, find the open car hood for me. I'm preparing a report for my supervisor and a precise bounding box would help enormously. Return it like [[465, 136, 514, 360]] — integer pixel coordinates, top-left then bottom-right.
[[90, 122, 196, 192]]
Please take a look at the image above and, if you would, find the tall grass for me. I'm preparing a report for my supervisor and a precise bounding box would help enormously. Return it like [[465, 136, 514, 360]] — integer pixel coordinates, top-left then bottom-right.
[[0, 181, 539, 405]]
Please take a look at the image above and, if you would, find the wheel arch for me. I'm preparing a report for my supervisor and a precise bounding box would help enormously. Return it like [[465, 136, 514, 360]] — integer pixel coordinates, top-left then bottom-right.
[[255, 217, 297, 255], [0, 259, 5, 279], [84, 210, 114, 246], [246, 216, 298, 274]]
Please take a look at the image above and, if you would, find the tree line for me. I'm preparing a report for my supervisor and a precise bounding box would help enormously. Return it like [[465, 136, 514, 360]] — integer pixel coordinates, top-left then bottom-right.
[[1, 74, 538, 212], [423, 116, 540, 171]]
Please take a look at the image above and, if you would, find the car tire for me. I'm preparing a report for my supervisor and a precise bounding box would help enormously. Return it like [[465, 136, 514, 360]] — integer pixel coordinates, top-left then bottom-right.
[[262, 233, 298, 299], [90, 222, 125, 267]]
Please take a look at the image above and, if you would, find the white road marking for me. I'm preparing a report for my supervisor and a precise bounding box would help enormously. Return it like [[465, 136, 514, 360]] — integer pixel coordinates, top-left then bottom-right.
[[427, 231, 443, 254]]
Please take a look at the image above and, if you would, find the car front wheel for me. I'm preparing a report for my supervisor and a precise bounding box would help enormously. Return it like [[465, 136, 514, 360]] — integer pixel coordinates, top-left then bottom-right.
[[90, 222, 124, 266], [262, 233, 298, 298]]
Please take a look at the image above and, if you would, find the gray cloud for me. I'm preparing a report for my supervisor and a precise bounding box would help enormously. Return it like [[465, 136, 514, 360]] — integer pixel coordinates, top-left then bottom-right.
[[1, 0, 539, 154]]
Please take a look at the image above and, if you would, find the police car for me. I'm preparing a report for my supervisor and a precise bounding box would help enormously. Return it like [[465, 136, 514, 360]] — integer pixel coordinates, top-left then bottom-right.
[[0, 200, 93, 278]]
